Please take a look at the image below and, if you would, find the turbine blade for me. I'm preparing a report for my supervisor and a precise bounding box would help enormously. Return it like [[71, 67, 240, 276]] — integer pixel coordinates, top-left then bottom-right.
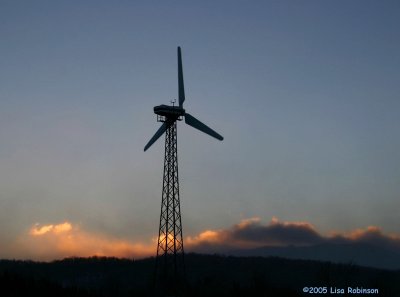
[[185, 113, 223, 141], [144, 122, 168, 151], [178, 46, 185, 107]]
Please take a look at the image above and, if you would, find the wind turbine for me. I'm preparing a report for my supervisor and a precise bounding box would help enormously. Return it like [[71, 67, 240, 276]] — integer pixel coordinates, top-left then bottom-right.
[[144, 47, 223, 295]]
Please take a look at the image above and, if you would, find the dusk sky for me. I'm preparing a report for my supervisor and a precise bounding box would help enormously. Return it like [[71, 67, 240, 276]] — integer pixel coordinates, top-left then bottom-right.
[[1, 1, 399, 261]]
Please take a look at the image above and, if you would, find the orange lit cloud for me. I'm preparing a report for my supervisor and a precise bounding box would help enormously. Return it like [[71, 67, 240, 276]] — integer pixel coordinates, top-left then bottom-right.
[[236, 217, 261, 229], [329, 225, 400, 249], [186, 229, 228, 246], [185, 217, 400, 253], [16, 221, 154, 261], [7, 218, 400, 262], [184, 217, 325, 253], [348, 226, 390, 240], [30, 222, 72, 236]]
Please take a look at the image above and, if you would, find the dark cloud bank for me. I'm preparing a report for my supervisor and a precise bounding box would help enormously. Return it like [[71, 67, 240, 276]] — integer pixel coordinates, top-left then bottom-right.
[[186, 218, 400, 270]]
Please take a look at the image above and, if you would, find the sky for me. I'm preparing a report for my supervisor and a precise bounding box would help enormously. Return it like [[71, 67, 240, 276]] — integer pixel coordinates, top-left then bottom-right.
[[0, 1, 399, 261]]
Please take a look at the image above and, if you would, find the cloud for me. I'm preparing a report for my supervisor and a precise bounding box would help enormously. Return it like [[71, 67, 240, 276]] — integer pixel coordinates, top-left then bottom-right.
[[185, 217, 400, 253], [30, 222, 72, 236], [3, 218, 400, 261], [329, 225, 400, 250], [232, 216, 323, 246], [11, 221, 155, 261], [185, 217, 324, 251]]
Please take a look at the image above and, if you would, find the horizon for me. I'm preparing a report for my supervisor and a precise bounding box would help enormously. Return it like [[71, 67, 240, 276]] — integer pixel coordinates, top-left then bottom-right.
[[2, 216, 400, 270]]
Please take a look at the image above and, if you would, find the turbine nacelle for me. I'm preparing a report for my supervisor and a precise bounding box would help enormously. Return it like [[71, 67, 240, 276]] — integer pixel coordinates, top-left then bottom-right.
[[154, 104, 185, 119], [144, 47, 223, 152]]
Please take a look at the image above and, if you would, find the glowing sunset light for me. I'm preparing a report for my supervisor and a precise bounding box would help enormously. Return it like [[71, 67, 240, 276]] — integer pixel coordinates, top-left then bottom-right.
[[53, 222, 73, 234], [156, 232, 181, 245], [30, 224, 55, 236], [236, 217, 261, 229], [269, 216, 317, 230], [30, 222, 72, 236], [168, 233, 174, 242], [329, 225, 400, 242], [186, 230, 225, 245], [19, 221, 155, 261], [4, 217, 399, 262], [185, 217, 400, 252]]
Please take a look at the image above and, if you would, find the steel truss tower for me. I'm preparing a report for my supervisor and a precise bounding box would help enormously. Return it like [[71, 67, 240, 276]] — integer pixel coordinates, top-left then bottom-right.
[[154, 119, 185, 296], [144, 47, 223, 296]]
